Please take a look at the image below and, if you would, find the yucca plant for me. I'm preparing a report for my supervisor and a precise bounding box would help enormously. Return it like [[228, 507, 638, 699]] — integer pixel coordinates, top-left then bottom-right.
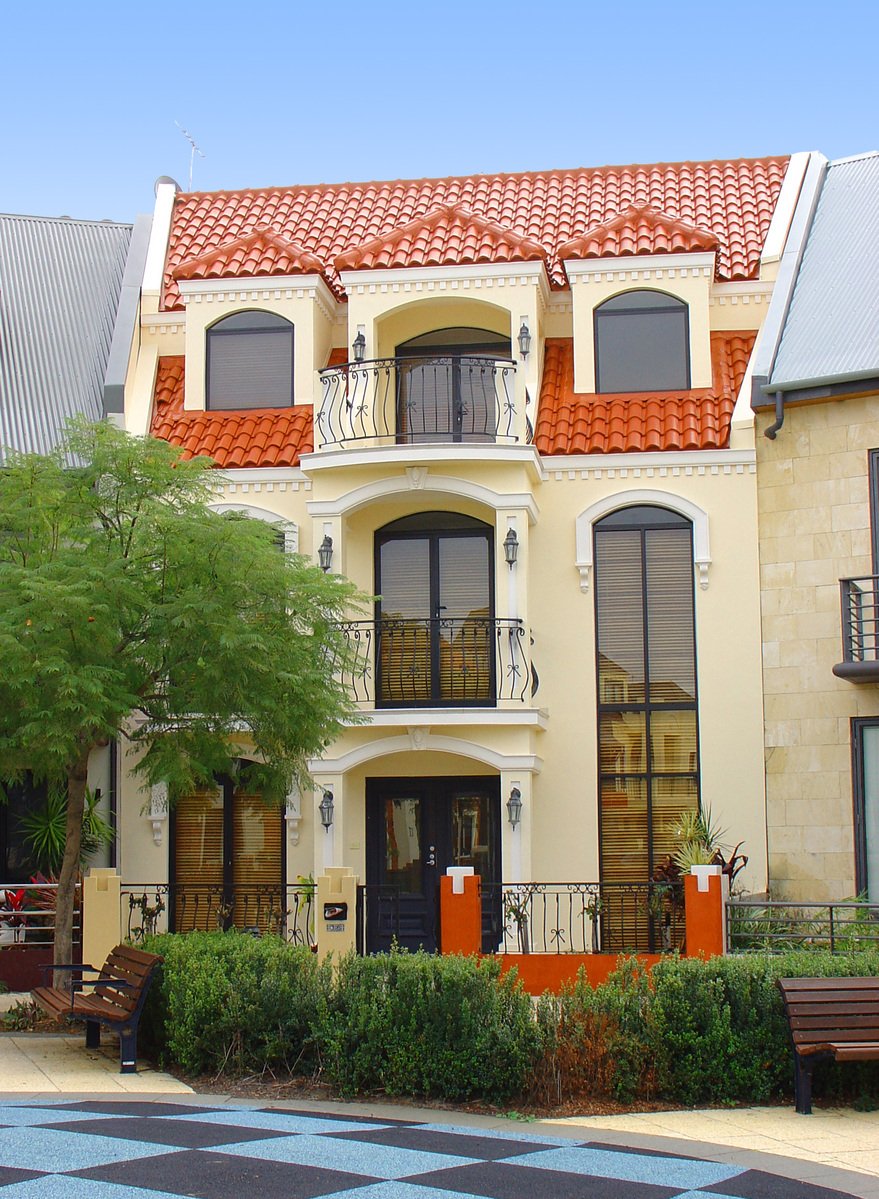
[[17, 786, 114, 875]]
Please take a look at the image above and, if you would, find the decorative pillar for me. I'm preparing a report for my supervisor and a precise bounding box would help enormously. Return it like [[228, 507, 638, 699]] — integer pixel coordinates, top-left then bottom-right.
[[439, 868, 481, 955]]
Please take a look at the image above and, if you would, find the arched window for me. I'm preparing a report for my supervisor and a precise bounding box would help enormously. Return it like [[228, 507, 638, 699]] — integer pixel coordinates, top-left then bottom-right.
[[206, 311, 294, 410], [593, 505, 699, 908], [594, 290, 689, 393]]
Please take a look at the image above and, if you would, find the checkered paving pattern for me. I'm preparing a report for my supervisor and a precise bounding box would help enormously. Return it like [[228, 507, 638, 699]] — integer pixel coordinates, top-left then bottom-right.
[[0, 1101, 860, 1199]]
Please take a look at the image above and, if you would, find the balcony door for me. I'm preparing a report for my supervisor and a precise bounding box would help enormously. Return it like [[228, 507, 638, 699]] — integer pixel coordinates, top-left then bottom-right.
[[376, 513, 494, 707], [396, 327, 510, 443], [365, 777, 500, 952]]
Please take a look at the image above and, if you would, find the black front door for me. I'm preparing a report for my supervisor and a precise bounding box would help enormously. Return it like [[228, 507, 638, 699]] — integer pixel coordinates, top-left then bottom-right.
[[365, 777, 500, 953]]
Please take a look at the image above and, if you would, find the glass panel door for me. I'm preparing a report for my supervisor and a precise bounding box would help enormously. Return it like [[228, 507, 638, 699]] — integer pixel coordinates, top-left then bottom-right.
[[172, 789, 224, 931]]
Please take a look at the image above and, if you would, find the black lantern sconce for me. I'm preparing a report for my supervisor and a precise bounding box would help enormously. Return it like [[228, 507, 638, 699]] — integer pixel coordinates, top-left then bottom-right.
[[352, 329, 366, 362], [319, 789, 334, 830], [503, 527, 519, 569], [517, 320, 531, 359], [318, 534, 334, 572], [506, 786, 523, 829]]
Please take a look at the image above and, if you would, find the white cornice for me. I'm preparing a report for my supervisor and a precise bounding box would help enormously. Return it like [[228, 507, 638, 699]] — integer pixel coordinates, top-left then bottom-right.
[[142, 314, 185, 333], [709, 281, 774, 307], [565, 251, 716, 283], [543, 447, 756, 481], [213, 468, 311, 493], [306, 469, 540, 523], [177, 274, 338, 323], [301, 442, 543, 483], [339, 260, 551, 309]]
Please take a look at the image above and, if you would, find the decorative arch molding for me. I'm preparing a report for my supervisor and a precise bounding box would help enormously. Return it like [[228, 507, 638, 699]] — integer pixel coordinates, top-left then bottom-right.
[[209, 502, 298, 553], [575, 488, 710, 592], [307, 474, 538, 523], [308, 733, 543, 775]]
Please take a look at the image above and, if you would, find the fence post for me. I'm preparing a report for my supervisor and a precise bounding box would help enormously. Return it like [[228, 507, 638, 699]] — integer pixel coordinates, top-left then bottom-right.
[[439, 867, 481, 955], [684, 865, 729, 958], [316, 867, 358, 964], [82, 867, 122, 968]]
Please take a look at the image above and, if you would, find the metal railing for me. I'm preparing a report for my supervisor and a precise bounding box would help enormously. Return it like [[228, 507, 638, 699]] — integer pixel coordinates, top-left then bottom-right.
[[331, 617, 534, 706], [121, 883, 316, 948], [835, 576, 879, 678], [483, 881, 685, 955], [0, 881, 81, 948], [726, 899, 879, 954], [317, 355, 518, 448]]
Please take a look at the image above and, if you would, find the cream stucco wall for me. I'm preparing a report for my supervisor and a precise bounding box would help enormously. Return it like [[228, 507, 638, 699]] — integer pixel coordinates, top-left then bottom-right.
[[756, 398, 879, 900]]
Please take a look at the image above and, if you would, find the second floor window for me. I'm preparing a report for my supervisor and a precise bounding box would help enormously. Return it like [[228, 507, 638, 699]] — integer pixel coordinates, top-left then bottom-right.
[[206, 311, 294, 410], [594, 290, 690, 393]]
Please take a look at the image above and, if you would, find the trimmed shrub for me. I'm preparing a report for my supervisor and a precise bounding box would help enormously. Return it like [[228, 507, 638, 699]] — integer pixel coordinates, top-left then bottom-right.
[[317, 948, 540, 1101], [140, 931, 331, 1076]]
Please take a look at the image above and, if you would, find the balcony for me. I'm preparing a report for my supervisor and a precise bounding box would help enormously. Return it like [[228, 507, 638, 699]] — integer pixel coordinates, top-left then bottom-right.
[[833, 576, 879, 681], [316, 355, 522, 450], [332, 617, 536, 708]]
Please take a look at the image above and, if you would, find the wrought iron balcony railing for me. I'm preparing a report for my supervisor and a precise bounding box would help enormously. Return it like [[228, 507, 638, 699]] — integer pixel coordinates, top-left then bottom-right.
[[317, 355, 518, 449], [331, 617, 535, 707], [834, 575, 879, 681]]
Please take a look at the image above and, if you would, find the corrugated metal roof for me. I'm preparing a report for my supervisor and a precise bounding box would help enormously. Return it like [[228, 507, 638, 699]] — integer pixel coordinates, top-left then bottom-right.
[[0, 213, 132, 457], [770, 152, 879, 390]]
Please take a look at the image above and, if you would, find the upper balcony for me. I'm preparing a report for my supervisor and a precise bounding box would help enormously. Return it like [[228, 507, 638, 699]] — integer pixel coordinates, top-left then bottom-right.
[[833, 576, 879, 682], [315, 355, 529, 451]]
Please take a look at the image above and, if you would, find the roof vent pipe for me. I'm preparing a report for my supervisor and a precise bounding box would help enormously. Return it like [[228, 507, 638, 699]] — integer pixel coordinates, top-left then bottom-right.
[[154, 176, 182, 195], [764, 391, 785, 440]]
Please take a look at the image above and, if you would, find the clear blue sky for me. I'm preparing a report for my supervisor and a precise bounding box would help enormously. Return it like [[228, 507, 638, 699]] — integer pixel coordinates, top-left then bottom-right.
[[2, 0, 876, 222]]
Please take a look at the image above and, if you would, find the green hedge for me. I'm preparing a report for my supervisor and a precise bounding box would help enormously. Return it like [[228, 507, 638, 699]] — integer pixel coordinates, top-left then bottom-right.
[[535, 950, 879, 1107], [139, 933, 879, 1108]]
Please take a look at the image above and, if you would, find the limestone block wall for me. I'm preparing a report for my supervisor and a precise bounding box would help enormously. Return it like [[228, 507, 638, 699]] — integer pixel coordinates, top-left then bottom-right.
[[756, 397, 879, 900]]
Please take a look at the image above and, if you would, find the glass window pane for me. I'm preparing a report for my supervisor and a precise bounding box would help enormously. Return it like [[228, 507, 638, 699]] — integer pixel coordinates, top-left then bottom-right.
[[652, 778, 700, 867], [595, 528, 646, 703], [599, 711, 646, 774], [600, 291, 686, 313], [600, 778, 647, 882], [646, 528, 696, 702], [649, 711, 698, 774], [451, 794, 493, 879], [384, 798, 422, 893], [595, 300, 689, 393], [173, 790, 223, 932]]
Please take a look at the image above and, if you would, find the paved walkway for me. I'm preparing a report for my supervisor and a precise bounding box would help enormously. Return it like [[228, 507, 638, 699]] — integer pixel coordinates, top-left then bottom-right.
[[0, 1032, 876, 1198]]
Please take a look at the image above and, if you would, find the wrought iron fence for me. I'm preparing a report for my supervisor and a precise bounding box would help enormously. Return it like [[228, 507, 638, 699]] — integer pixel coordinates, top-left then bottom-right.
[[0, 881, 81, 948], [483, 881, 685, 955], [726, 899, 879, 954], [317, 356, 518, 448], [330, 617, 534, 706], [835, 576, 879, 678], [121, 883, 316, 948]]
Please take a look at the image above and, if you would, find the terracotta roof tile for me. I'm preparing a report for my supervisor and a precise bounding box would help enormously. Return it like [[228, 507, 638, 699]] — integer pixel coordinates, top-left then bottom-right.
[[558, 205, 719, 262], [149, 356, 313, 468], [162, 157, 789, 308], [534, 331, 756, 455], [334, 204, 547, 272], [172, 226, 329, 283]]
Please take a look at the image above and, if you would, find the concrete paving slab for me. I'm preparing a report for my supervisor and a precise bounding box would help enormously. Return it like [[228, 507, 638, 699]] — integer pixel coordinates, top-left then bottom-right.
[[0, 1034, 191, 1094]]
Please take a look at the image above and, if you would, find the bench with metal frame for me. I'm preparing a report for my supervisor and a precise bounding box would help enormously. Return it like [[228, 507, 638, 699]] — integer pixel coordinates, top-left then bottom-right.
[[777, 976, 879, 1113], [31, 944, 162, 1074]]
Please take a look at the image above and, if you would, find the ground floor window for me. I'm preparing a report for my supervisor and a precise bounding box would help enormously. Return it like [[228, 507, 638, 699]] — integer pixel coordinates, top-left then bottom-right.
[[171, 776, 283, 932], [852, 718, 879, 902]]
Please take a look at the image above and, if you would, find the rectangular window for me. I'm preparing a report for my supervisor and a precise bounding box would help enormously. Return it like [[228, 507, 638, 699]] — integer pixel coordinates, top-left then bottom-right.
[[852, 718, 879, 902]]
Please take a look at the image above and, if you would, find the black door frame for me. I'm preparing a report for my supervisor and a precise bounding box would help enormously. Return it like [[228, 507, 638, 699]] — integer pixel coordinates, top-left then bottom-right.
[[365, 776, 501, 953]]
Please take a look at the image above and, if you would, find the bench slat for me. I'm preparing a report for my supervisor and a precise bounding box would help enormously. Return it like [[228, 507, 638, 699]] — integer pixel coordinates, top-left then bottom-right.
[[791, 1015, 879, 1030], [779, 977, 879, 991], [785, 1000, 879, 1015]]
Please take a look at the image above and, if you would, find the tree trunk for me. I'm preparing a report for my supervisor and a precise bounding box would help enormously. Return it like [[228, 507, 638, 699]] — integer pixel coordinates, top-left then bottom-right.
[[53, 744, 90, 985]]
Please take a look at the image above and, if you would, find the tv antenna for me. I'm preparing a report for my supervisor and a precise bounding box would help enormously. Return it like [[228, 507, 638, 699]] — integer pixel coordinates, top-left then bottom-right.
[[175, 121, 205, 191]]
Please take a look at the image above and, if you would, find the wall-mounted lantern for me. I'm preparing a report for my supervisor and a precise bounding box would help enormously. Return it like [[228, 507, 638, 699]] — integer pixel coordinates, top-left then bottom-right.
[[506, 786, 523, 829], [352, 329, 366, 362], [503, 528, 519, 568], [318, 535, 334, 572], [517, 320, 531, 359], [319, 789, 335, 830]]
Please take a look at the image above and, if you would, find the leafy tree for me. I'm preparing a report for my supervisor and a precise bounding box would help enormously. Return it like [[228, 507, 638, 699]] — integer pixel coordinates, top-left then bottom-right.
[[0, 420, 364, 970]]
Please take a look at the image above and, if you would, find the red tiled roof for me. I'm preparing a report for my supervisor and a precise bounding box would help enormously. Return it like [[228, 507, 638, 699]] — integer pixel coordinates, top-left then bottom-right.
[[173, 226, 329, 283], [149, 356, 313, 468], [334, 204, 547, 272], [162, 157, 789, 308], [534, 331, 757, 455], [558, 205, 719, 262]]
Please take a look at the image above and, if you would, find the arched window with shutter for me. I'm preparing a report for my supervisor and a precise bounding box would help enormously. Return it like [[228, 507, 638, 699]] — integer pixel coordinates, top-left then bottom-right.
[[594, 290, 689, 393], [206, 310, 294, 410], [593, 505, 700, 895]]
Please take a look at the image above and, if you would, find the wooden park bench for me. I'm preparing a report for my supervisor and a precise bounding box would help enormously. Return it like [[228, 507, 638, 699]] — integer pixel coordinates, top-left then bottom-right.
[[777, 976, 879, 1113], [31, 944, 162, 1074]]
